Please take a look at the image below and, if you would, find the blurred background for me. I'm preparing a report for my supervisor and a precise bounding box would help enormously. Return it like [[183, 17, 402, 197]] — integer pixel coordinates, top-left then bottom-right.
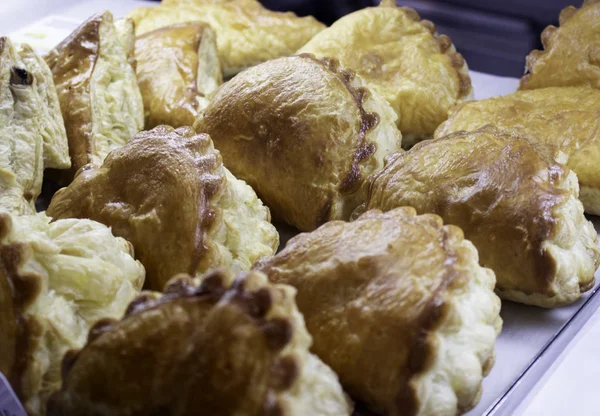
[[259, 0, 577, 77]]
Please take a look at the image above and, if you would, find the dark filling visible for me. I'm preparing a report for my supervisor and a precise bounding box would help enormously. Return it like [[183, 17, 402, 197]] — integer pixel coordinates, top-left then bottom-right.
[[10, 67, 33, 86]]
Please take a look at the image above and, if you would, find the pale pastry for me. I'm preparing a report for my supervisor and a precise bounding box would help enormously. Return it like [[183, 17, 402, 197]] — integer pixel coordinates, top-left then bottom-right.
[[195, 54, 402, 231], [255, 207, 501, 416], [0, 38, 68, 214], [127, 0, 325, 77], [47, 269, 352, 416], [520, 0, 600, 90], [47, 125, 279, 291], [435, 86, 600, 215], [0, 211, 144, 416], [46, 11, 144, 174], [298, 0, 473, 146], [135, 22, 222, 129], [357, 126, 600, 307]]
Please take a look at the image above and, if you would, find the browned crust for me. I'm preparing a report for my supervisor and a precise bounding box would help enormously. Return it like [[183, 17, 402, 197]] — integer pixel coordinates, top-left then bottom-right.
[[0, 214, 43, 399], [45, 12, 107, 173], [48, 270, 301, 416], [302, 54, 380, 195], [396, 5, 471, 98]]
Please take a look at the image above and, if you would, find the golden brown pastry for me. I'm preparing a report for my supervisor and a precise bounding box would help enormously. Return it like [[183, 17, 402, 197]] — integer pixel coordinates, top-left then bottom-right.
[[45, 11, 144, 174], [255, 207, 501, 416], [435, 86, 600, 215], [0, 38, 69, 214], [0, 211, 144, 416], [135, 22, 222, 129], [47, 269, 352, 416], [358, 126, 600, 307], [47, 125, 278, 291], [195, 54, 402, 231], [298, 0, 473, 146], [520, 0, 600, 90], [127, 0, 325, 77]]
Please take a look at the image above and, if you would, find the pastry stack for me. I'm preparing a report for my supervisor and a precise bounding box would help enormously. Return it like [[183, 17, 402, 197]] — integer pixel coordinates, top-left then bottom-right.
[[0, 0, 599, 415]]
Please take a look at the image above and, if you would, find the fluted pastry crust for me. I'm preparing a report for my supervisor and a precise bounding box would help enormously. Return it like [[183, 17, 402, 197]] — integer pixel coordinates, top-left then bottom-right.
[[135, 22, 222, 129], [0, 38, 68, 214], [196, 54, 401, 231], [47, 270, 351, 416], [128, 0, 325, 77], [359, 126, 600, 307], [47, 125, 278, 291], [520, 0, 600, 90], [435, 86, 600, 215], [298, 0, 472, 146], [255, 207, 501, 416], [0, 212, 144, 416], [45, 11, 144, 173]]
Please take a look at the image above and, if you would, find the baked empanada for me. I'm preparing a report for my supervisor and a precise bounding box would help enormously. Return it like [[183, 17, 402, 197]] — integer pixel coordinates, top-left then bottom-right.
[[47, 269, 352, 416], [298, 0, 472, 146], [358, 127, 600, 307], [195, 54, 401, 231], [127, 0, 325, 77], [0, 38, 69, 214], [46, 11, 144, 173], [255, 207, 501, 416], [135, 22, 222, 129], [47, 125, 278, 291], [435, 86, 600, 215], [520, 0, 600, 90], [0, 212, 144, 416]]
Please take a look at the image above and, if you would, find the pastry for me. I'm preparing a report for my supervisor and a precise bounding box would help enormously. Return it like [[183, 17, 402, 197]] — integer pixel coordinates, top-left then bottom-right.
[[0, 38, 69, 214], [0, 211, 144, 416], [435, 86, 600, 215], [255, 207, 501, 416], [298, 0, 473, 146], [520, 0, 600, 90], [47, 125, 279, 291], [127, 0, 325, 77], [46, 11, 144, 174], [195, 54, 402, 231], [47, 269, 352, 416], [135, 22, 222, 129], [357, 126, 600, 307]]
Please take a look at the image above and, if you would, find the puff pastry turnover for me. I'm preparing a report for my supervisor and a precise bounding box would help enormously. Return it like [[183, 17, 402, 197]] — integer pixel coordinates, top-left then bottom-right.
[[195, 54, 402, 231], [0, 212, 144, 416], [298, 0, 473, 146], [127, 0, 325, 77], [135, 22, 222, 129], [435, 86, 600, 215], [0, 38, 69, 214], [358, 127, 600, 307], [255, 207, 501, 416], [47, 270, 352, 416], [46, 11, 144, 173], [47, 125, 279, 291], [520, 0, 600, 90]]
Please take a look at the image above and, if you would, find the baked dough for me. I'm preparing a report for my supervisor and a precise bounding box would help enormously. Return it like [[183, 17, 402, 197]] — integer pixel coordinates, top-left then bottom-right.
[[0, 38, 69, 214], [135, 22, 222, 129], [127, 0, 325, 77], [46, 11, 144, 174], [358, 126, 600, 307], [47, 269, 352, 416], [298, 0, 473, 146], [195, 54, 401, 231], [520, 0, 600, 90], [47, 125, 279, 291], [0, 211, 144, 416], [255, 207, 501, 416], [435, 86, 600, 215]]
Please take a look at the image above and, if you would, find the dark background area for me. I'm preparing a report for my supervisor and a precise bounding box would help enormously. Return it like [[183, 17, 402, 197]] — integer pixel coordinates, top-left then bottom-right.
[[258, 0, 579, 77]]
